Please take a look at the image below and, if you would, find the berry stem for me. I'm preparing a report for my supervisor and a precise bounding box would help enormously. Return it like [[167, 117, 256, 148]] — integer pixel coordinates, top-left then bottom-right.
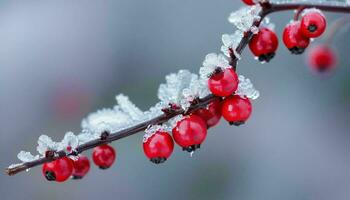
[[5, 1, 350, 176]]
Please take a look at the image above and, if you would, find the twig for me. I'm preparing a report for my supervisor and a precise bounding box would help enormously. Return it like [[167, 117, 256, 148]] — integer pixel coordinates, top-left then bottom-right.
[[5, 1, 350, 176]]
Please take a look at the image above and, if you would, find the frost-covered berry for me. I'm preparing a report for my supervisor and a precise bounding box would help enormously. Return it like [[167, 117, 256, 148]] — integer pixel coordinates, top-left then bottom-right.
[[72, 155, 90, 179], [283, 21, 310, 54], [249, 27, 279, 62], [300, 11, 326, 38], [222, 95, 252, 126], [242, 0, 255, 5], [193, 99, 222, 128], [143, 131, 174, 164], [308, 45, 337, 73], [92, 144, 116, 169], [42, 157, 73, 182], [208, 68, 239, 97], [172, 115, 207, 153]]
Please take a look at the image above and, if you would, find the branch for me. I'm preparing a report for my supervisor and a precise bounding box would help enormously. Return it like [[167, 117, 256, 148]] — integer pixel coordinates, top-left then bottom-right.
[[6, 1, 350, 176]]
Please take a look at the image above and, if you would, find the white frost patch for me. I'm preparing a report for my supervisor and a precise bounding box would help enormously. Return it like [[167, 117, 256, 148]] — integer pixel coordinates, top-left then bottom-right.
[[228, 5, 262, 32], [236, 75, 260, 100], [17, 151, 40, 162]]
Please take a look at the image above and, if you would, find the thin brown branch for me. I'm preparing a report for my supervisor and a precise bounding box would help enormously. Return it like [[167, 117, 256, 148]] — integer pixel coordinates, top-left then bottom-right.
[[5, 1, 350, 176]]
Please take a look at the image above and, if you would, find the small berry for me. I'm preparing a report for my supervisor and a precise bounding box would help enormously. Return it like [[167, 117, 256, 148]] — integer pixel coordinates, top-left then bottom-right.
[[42, 157, 73, 182], [193, 99, 222, 128], [300, 11, 326, 38], [283, 21, 310, 54], [222, 95, 252, 126], [143, 131, 174, 164], [242, 0, 255, 5], [92, 144, 116, 169], [208, 68, 239, 97], [72, 155, 90, 179], [172, 115, 207, 153], [249, 27, 279, 62], [308, 45, 337, 73]]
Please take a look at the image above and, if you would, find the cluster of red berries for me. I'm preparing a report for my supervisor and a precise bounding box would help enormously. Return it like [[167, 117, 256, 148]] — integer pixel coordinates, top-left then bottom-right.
[[243, 1, 336, 73], [283, 11, 326, 55], [42, 144, 116, 182], [143, 67, 252, 163], [42, 66, 251, 181]]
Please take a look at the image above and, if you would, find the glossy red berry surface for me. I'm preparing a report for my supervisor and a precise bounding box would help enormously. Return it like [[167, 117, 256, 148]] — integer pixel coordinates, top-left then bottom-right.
[[242, 0, 255, 5], [193, 99, 222, 128], [208, 68, 238, 97], [172, 115, 207, 152], [300, 12, 326, 38], [222, 95, 252, 126], [72, 155, 90, 179], [308, 45, 337, 73], [143, 131, 174, 164], [283, 21, 310, 54], [92, 144, 116, 169], [42, 157, 73, 182], [249, 27, 279, 62]]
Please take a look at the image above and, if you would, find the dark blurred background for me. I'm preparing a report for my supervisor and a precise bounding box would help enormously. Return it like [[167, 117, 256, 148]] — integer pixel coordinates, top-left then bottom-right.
[[1, 0, 350, 199]]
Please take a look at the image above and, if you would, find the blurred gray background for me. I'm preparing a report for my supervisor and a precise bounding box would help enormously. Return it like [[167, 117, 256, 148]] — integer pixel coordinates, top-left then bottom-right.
[[1, 0, 350, 200]]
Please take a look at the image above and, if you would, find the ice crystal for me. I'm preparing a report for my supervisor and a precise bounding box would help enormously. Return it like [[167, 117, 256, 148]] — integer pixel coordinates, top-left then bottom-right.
[[37, 135, 58, 155], [221, 31, 244, 58], [301, 8, 325, 17], [228, 5, 262, 32], [17, 151, 40, 162], [168, 114, 184, 129], [236, 75, 260, 100], [200, 53, 229, 78], [57, 132, 79, 152], [81, 108, 131, 134], [158, 70, 195, 105], [143, 124, 169, 143], [116, 94, 143, 121]]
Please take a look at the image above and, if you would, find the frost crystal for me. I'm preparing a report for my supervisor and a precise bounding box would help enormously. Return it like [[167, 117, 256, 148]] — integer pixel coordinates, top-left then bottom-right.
[[37, 135, 58, 155], [158, 70, 199, 110], [81, 108, 131, 134], [57, 132, 79, 152], [17, 151, 40, 162], [301, 8, 325, 17], [143, 124, 169, 143], [221, 31, 244, 58], [236, 75, 260, 100], [168, 114, 184, 129], [200, 53, 229, 79], [116, 94, 143, 121], [228, 5, 262, 32]]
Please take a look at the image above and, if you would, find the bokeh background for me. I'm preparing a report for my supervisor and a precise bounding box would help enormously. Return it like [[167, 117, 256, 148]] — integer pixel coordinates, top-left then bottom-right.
[[1, 0, 350, 199]]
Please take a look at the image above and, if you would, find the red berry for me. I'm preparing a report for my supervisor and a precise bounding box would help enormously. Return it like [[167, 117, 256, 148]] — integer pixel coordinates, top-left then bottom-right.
[[42, 157, 73, 182], [172, 115, 207, 152], [283, 21, 310, 54], [222, 95, 252, 126], [208, 68, 239, 97], [92, 144, 116, 169], [193, 99, 222, 128], [143, 131, 174, 164], [308, 45, 337, 73], [300, 11, 326, 38], [249, 27, 279, 62], [72, 155, 90, 179], [242, 0, 255, 5]]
